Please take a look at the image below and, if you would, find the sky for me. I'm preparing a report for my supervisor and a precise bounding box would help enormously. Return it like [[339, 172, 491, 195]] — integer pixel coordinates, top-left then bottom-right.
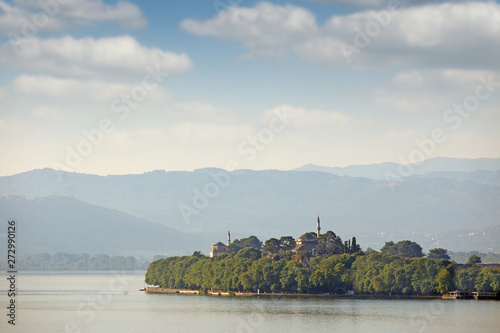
[[0, 0, 499, 176]]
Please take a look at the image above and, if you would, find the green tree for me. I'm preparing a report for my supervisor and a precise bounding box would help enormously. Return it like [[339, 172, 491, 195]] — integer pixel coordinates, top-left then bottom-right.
[[350, 237, 361, 253], [364, 247, 378, 255], [192, 251, 204, 258], [280, 260, 310, 293], [228, 235, 262, 254], [474, 267, 500, 292], [381, 240, 423, 258], [263, 238, 280, 254], [309, 254, 355, 293], [381, 241, 397, 255], [235, 247, 262, 261], [331, 236, 345, 254], [240, 271, 255, 291], [466, 254, 482, 264], [455, 267, 479, 291], [398, 240, 424, 258], [279, 236, 296, 252], [435, 267, 454, 293], [428, 248, 450, 260], [89, 254, 110, 269]]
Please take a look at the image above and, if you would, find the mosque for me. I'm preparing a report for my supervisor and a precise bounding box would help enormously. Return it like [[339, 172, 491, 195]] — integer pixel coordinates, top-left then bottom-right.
[[210, 231, 230, 257], [209, 217, 324, 257], [290, 216, 322, 254]]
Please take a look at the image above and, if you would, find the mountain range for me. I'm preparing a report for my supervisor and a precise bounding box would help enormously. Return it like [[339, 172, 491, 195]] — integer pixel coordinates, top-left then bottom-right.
[[0, 157, 499, 256], [295, 157, 500, 182], [0, 195, 197, 257]]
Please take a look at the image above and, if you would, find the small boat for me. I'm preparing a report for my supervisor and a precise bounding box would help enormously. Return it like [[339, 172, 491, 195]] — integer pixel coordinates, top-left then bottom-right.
[[139, 288, 146, 291], [123, 291, 128, 295]]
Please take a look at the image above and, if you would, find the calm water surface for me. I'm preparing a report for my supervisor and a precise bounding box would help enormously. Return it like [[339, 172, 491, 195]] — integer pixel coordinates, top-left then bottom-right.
[[1, 271, 499, 332]]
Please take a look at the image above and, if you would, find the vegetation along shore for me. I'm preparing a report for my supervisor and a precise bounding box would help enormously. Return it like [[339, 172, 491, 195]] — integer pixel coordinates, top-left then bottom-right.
[[145, 233, 500, 298]]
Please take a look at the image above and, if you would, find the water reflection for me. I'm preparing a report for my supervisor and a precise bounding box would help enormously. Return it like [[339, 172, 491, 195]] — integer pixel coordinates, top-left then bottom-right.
[[1, 272, 498, 333]]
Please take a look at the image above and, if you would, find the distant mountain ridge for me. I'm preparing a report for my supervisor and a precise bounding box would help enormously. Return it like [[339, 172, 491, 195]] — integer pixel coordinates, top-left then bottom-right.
[[0, 195, 198, 257], [294, 157, 500, 181], [1, 158, 499, 253], [410, 170, 500, 187]]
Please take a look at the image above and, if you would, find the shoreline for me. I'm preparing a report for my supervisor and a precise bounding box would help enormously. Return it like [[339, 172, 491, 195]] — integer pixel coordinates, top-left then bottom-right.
[[144, 287, 443, 299]]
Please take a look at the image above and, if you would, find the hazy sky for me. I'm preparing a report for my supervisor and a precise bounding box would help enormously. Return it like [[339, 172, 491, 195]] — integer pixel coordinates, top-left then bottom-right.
[[1, 0, 499, 176]]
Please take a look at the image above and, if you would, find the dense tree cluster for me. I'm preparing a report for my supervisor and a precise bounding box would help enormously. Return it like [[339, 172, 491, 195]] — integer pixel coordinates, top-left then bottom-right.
[[351, 254, 454, 295], [263, 236, 296, 254], [145, 244, 500, 295], [227, 236, 263, 254], [381, 240, 424, 258], [262, 232, 360, 256], [427, 248, 451, 260], [449, 251, 500, 264], [0, 252, 148, 270], [466, 254, 482, 264], [455, 265, 500, 291]]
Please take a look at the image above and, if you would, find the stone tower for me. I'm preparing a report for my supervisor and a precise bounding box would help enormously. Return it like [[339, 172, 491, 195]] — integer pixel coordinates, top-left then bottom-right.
[[316, 216, 321, 237], [227, 230, 231, 246]]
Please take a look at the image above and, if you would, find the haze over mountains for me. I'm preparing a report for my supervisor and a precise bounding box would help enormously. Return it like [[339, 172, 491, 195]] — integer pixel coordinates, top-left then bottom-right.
[[1, 157, 499, 256], [295, 157, 500, 182], [0, 195, 197, 257]]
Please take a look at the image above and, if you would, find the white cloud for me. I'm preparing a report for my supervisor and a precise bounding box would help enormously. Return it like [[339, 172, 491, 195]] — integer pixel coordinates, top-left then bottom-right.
[[182, 2, 318, 60], [260, 105, 348, 127], [0, 86, 7, 99], [172, 122, 252, 143], [300, 2, 500, 69], [168, 104, 348, 144], [374, 94, 442, 113], [31, 105, 71, 120], [0, 0, 146, 35], [4, 74, 172, 121], [306, 0, 489, 8], [12, 75, 131, 101], [440, 132, 500, 158], [391, 70, 426, 86], [169, 102, 239, 122], [309, 0, 389, 7], [482, 105, 500, 117], [0, 1, 61, 33], [137, 128, 166, 141], [374, 69, 500, 113], [391, 69, 500, 92], [182, 1, 500, 70], [1, 35, 193, 80]]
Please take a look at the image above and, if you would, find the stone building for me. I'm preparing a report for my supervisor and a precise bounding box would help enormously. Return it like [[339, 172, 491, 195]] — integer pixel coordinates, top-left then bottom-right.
[[210, 231, 231, 257], [291, 216, 322, 255]]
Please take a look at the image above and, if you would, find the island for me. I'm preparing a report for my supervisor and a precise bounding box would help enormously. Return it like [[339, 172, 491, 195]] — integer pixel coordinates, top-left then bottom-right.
[[145, 217, 500, 298]]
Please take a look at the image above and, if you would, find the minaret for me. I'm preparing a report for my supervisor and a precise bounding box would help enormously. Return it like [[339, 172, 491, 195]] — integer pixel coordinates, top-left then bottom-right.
[[316, 216, 321, 237], [227, 230, 231, 246]]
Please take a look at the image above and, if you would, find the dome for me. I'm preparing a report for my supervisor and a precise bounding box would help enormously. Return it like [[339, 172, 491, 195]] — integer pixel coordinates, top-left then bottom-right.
[[297, 233, 316, 242]]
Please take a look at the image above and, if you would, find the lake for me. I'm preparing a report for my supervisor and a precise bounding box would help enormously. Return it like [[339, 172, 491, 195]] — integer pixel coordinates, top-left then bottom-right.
[[1, 271, 499, 332]]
